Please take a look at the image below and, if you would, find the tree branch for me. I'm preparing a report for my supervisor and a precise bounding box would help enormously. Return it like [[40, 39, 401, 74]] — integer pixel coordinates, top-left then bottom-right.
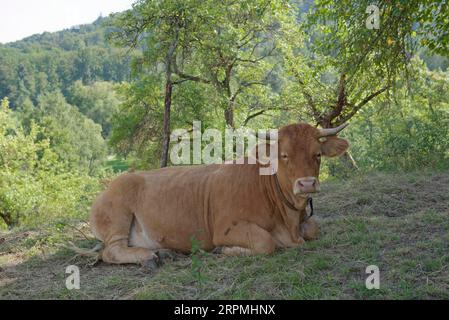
[[172, 59, 210, 84], [336, 85, 390, 124], [243, 110, 267, 126], [242, 106, 288, 126], [323, 73, 347, 126], [230, 80, 266, 102], [293, 71, 320, 121], [235, 43, 277, 64]]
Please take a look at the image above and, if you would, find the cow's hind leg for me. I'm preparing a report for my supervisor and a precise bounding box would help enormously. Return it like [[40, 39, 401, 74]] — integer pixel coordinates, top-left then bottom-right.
[[90, 197, 160, 269], [213, 220, 275, 256], [103, 239, 161, 270]]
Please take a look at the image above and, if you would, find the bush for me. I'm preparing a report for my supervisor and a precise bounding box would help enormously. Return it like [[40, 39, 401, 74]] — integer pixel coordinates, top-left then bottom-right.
[[0, 98, 102, 229], [347, 105, 448, 172]]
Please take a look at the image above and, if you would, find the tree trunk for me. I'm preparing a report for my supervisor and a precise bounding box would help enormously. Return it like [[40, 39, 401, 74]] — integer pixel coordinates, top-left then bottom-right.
[[160, 79, 173, 168], [224, 106, 234, 128], [159, 34, 178, 168]]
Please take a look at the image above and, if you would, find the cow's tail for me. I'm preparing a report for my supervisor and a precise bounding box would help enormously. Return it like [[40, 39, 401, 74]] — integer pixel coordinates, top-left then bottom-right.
[[65, 241, 104, 263]]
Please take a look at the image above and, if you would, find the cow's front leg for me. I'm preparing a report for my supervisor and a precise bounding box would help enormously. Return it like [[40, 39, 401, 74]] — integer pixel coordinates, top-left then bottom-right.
[[299, 217, 320, 241], [213, 220, 275, 256]]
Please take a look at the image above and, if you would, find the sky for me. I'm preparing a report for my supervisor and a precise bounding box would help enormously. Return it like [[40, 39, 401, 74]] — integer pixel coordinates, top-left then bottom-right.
[[0, 0, 135, 44]]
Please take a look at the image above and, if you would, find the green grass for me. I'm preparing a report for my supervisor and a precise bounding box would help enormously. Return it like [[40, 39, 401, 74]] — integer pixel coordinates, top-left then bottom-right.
[[103, 156, 130, 173], [0, 171, 448, 299]]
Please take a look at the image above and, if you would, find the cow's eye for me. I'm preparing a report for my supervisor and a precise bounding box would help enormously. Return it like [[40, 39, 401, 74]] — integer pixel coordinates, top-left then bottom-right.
[[316, 153, 321, 161], [281, 153, 288, 160]]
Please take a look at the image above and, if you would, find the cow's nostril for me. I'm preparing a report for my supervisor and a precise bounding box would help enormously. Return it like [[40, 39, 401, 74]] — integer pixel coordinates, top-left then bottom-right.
[[296, 178, 317, 193]]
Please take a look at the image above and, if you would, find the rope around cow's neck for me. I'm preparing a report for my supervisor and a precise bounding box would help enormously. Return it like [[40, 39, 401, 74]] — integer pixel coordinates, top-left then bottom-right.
[[273, 173, 314, 221]]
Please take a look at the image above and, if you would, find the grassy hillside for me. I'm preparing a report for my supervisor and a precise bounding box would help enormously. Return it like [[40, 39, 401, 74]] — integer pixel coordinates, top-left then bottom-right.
[[1, 171, 447, 299]]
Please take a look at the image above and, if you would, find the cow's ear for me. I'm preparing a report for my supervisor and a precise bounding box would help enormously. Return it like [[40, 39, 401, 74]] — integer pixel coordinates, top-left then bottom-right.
[[321, 136, 349, 157], [248, 143, 273, 166]]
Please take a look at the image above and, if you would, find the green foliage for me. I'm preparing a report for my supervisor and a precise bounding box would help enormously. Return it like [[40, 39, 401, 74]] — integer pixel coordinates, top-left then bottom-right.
[[304, 0, 449, 67], [108, 78, 163, 168], [67, 81, 122, 137], [331, 59, 449, 172], [276, 0, 449, 131], [109, 74, 220, 168], [0, 16, 134, 110], [0, 98, 102, 229], [20, 91, 108, 175]]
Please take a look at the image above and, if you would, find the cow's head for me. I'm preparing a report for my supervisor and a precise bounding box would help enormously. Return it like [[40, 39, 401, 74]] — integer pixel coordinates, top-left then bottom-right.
[[278, 123, 348, 195], [252, 123, 349, 196]]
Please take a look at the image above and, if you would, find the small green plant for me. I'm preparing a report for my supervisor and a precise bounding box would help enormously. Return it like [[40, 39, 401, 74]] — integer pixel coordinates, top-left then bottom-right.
[[190, 235, 205, 289]]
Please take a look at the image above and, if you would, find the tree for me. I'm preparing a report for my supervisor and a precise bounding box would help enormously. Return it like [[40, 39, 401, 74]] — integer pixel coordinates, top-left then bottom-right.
[[109, 0, 292, 166], [285, 0, 449, 129], [169, 0, 288, 129], [109, 0, 199, 166], [273, 0, 449, 169]]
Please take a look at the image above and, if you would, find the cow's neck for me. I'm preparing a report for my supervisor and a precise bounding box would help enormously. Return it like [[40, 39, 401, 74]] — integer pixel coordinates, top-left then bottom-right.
[[272, 173, 308, 212], [273, 173, 300, 211], [264, 172, 308, 242]]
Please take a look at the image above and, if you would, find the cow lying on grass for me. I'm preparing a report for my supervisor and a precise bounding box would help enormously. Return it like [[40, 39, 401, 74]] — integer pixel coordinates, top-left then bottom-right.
[[89, 123, 349, 269]]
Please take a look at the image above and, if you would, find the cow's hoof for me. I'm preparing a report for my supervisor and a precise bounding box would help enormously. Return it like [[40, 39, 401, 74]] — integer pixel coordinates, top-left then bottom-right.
[[142, 256, 162, 272], [156, 249, 182, 262], [212, 247, 223, 254]]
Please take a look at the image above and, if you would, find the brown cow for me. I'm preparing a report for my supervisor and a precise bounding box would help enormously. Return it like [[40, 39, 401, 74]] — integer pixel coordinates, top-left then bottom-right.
[[89, 123, 349, 269]]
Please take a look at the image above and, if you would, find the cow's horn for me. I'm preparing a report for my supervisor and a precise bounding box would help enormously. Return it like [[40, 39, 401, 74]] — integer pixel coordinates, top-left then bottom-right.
[[318, 123, 348, 137]]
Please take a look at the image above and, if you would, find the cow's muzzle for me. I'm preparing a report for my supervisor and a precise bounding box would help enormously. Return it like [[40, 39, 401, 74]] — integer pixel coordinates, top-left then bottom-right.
[[293, 177, 320, 194]]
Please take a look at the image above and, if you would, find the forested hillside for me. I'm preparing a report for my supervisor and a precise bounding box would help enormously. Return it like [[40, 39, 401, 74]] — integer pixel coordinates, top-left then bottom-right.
[[0, 17, 133, 107]]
